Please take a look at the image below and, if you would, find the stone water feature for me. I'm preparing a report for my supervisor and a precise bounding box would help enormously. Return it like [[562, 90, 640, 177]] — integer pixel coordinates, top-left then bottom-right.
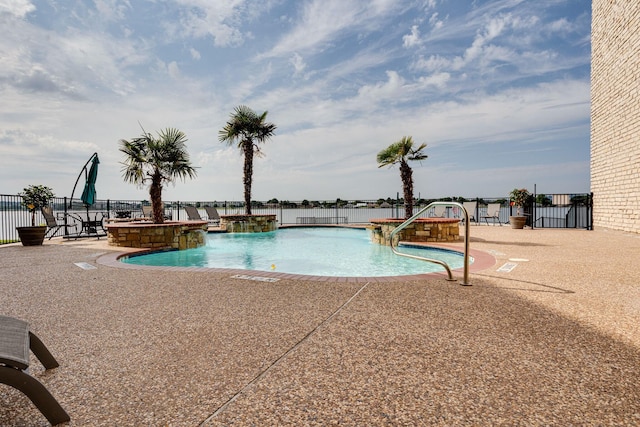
[[220, 215, 277, 233], [105, 220, 208, 249], [368, 218, 461, 245]]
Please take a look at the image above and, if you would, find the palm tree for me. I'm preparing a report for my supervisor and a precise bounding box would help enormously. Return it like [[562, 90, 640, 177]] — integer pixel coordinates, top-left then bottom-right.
[[219, 105, 276, 215], [119, 127, 197, 223], [376, 136, 428, 219]]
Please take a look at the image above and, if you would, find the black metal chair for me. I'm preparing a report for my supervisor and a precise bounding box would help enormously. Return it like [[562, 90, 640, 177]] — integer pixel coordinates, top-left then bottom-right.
[[41, 207, 78, 239], [0, 315, 70, 425]]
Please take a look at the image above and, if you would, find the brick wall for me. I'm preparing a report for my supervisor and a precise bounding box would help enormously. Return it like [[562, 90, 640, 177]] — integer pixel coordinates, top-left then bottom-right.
[[591, 0, 640, 233]]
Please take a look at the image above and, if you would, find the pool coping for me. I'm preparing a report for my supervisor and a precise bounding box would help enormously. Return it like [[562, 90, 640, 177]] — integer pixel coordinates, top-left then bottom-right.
[[96, 240, 496, 283]]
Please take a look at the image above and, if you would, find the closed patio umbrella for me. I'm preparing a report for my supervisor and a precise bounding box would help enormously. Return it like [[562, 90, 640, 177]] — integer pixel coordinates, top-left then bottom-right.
[[69, 152, 100, 219], [80, 154, 99, 207]]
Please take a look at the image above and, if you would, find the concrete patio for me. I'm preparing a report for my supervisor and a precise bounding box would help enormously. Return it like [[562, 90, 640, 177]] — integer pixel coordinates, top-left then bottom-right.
[[1, 225, 639, 425]]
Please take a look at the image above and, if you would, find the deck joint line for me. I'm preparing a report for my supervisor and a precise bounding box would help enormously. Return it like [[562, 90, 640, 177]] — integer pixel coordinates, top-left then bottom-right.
[[199, 281, 371, 425], [230, 274, 280, 282]]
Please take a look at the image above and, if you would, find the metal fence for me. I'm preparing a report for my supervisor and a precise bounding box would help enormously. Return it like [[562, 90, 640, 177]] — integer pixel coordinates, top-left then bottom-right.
[[0, 192, 593, 244]]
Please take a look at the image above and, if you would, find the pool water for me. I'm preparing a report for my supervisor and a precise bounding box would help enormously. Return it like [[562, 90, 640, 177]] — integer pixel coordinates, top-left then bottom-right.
[[121, 227, 468, 277]]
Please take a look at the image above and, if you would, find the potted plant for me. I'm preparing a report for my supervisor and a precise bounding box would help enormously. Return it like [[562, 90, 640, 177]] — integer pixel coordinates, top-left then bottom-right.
[[509, 188, 530, 229], [17, 184, 55, 245]]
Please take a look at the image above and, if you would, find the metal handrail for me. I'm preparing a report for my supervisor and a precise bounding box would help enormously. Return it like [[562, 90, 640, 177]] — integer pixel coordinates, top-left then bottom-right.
[[389, 201, 471, 286]]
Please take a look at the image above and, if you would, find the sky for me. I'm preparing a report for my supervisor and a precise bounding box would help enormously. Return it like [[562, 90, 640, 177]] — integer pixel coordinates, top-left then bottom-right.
[[0, 0, 592, 203]]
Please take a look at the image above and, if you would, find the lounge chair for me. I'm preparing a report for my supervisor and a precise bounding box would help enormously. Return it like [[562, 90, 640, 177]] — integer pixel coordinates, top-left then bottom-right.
[[0, 315, 70, 425], [140, 204, 171, 220], [184, 205, 203, 221], [429, 205, 447, 218], [203, 206, 221, 225], [462, 201, 477, 224], [482, 203, 503, 225], [141, 205, 152, 219], [41, 206, 77, 239]]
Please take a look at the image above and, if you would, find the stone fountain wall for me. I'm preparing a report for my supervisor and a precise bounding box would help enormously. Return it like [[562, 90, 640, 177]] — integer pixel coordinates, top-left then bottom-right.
[[368, 218, 460, 246], [220, 215, 277, 233], [106, 221, 208, 249]]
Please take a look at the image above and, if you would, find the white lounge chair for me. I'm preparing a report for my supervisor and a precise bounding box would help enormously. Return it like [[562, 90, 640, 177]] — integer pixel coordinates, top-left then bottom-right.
[[462, 201, 477, 224], [482, 203, 503, 225]]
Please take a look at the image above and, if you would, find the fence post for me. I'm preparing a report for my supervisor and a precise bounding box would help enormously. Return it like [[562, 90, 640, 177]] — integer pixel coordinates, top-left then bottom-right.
[[63, 197, 69, 237], [589, 192, 594, 230]]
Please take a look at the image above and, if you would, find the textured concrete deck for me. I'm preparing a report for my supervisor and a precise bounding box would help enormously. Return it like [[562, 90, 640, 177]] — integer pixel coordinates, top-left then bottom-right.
[[1, 226, 639, 426]]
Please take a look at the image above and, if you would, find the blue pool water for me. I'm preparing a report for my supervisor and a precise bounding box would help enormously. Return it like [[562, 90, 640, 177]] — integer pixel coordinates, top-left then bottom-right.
[[121, 227, 467, 277]]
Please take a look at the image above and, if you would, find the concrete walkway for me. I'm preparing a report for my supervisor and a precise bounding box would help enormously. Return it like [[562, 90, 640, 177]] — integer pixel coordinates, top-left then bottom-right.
[[1, 226, 639, 426]]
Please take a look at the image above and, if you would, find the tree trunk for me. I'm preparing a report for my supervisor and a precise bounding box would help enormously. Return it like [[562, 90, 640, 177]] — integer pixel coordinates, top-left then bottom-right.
[[243, 140, 253, 215], [150, 172, 164, 224], [400, 160, 414, 219]]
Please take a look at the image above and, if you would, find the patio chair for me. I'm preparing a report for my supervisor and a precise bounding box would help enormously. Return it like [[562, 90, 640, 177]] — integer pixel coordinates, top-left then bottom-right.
[[184, 205, 203, 221], [462, 201, 477, 224], [139, 204, 171, 220], [41, 206, 77, 239], [0, 315, 70, 425], [482, 203, 503, 226], [429, 205, 447, 218], [203, 206, 221, 225]]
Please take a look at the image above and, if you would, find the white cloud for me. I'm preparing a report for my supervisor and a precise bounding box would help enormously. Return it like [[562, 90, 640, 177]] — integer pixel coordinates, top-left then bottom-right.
[[290, 52, 306, 76], [262, 0, 398, 58], [0, 0, 35, 18], [429, 12, 444, 30], [417, 72, 450, 89], [412, 55, 450, 72], [403, 25, 421, 48], [93, 0, 131, 22], [189, 48, 201, 60], [167, 61, 181, 79], [356, 71, 405, 104], [167, 0, 250, 47]]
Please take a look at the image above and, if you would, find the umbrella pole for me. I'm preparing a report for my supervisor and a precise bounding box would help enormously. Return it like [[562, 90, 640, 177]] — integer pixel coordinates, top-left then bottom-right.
[[69, 152, 98, 208]]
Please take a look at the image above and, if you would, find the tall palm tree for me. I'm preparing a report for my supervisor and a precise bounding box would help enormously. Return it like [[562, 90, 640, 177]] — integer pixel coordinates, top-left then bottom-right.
[[119, 127, 197, 223], [376, 136, 428, 219], [219, 105, 276, 215]]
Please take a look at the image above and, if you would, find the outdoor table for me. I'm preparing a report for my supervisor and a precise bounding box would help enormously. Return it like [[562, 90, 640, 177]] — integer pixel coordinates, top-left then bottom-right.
[[65, 212, 107, 238], [114, 210, 132, 219]]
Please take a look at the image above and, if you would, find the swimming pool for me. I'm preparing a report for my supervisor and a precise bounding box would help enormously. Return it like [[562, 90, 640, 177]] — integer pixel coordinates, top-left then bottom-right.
[[121, 227, 469, 277]]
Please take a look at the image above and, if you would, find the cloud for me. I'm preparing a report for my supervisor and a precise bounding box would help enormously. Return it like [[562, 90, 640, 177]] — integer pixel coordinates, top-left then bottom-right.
[[356, 71, 405, 104], [261, 0, 399, 58], [189, 48, 201, 60], [0, 0, 35, 18], [403, 25, 421, 48], [290, 52, 306, 76], [10, 66, 83, 99], [166, 1, 276, 47], [417, 72, 450, 89], [167, 61, 181, 79], [93, 0, 131, 22]]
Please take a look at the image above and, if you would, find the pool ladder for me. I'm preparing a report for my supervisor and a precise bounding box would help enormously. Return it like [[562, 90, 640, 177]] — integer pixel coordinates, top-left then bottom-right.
[[389, 202, 471, 286]]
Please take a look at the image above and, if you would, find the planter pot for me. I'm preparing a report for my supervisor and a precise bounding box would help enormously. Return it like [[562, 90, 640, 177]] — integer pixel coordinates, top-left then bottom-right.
[[509, 216, 527, 229], [16, 226, 47, 246]]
